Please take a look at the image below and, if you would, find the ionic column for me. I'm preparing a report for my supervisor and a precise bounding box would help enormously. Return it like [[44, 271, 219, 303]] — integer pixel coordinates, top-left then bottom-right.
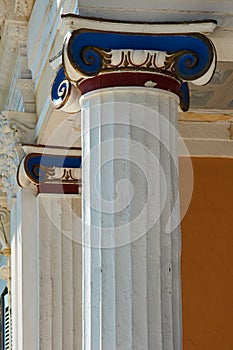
[[17, 145, 82, 350], [51, 16, 217, 350]]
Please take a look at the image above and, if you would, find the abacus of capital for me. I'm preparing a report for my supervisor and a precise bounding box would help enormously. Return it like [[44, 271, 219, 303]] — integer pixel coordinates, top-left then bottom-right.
[[49, 15, 217, 350]]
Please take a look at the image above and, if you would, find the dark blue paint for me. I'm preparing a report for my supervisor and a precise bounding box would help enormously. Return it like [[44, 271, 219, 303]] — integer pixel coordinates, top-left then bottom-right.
[[69, 31, 213, 80], [51, 66, 69, 105], [26, 155, 82, 182], [180, 82, 190, 112]]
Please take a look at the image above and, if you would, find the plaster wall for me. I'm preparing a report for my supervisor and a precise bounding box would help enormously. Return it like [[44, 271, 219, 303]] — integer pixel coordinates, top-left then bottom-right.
[[180, 157, 233, 350]]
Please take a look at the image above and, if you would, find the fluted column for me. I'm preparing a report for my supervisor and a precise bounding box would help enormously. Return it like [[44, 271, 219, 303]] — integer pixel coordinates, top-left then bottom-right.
[[80, 87, 181, 349], [50, 15, 217, 350], [38, 194, 82, 350]]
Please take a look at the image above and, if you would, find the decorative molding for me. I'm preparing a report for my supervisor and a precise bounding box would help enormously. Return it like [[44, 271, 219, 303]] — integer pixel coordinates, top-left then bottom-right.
[[18, 145, 82, 194], [17, 78, 34, 94], [0, 19, 28, 110], [0, 205, 11, 250], [101, 49, 167, 70], [0, 144, 25, 204], [2, 20, 27, 53], [0, 266, 10, 280], [0, 206, 10, 225], [14, 0, 35, 18], [1, 111, 36, 143], [50, 16, 217, 113], [17, 78, 35, 112], [0, 112, 36, 203]]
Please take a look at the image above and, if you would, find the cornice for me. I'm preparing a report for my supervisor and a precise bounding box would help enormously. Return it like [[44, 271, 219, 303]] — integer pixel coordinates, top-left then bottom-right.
[[1, 111, 36, 143]]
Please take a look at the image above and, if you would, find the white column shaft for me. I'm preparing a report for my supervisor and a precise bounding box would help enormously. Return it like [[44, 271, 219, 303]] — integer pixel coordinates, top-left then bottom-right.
[[38, 195, 82, 350], [81, 87, 182, 350], [11, 189, 39, 350]]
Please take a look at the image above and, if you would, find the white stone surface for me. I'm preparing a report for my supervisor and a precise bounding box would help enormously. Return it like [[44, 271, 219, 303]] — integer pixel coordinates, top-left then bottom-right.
[[81, 87, 182, 350], [38, 194, 82, 350], [11, 189, 39, 350]]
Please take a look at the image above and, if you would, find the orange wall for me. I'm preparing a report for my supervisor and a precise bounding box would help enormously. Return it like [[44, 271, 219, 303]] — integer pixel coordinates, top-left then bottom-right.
[[180, 157, 233, 350]]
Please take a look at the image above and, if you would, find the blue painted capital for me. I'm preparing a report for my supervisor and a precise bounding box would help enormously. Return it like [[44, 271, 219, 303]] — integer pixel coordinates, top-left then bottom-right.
[[17, 145, 82, 194], [66, 30, 216, 83], [50, 16, 217, 112]]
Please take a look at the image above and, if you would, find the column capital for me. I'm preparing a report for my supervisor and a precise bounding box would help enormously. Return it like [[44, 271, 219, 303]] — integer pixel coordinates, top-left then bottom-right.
[[50, 15, 217, 112], [17, 145, 82, 195]]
